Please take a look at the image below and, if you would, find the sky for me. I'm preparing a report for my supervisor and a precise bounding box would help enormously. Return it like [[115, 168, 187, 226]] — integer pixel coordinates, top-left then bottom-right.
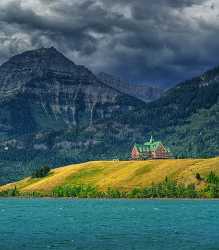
[[0, 0, 219, 87]]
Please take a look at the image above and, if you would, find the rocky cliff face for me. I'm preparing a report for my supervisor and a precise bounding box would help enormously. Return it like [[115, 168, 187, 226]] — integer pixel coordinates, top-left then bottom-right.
[[0, 48, 144, 134], [98, 72, 164, 103]]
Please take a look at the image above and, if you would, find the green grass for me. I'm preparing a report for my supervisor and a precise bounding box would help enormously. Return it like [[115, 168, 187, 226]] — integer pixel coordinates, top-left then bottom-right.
[[66, 167, 105, 185]]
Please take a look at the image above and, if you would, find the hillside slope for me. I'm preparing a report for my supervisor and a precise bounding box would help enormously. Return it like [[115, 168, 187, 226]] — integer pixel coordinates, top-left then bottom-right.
[[125, 67, 219, 158], [1, 158, 219, 193]]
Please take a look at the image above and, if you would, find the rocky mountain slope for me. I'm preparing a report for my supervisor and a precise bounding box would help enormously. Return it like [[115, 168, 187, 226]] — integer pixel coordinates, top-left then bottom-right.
[[0, 47, 143, 132], [0, 47, 218, 184], [0, 47, 144, 183], [98, 72, 163, 102]]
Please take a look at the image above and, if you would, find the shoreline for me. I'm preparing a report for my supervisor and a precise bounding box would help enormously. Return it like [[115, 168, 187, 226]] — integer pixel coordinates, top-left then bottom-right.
[[1, 196, 219, 201]]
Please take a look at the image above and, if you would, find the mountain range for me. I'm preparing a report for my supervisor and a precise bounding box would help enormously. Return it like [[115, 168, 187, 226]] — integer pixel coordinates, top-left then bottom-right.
[[0, 47, 218, 184], [98, 72, 163, 102]]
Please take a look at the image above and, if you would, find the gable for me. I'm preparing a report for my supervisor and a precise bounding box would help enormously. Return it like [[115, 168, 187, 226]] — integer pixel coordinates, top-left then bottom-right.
[[155, 143, 167, 153]]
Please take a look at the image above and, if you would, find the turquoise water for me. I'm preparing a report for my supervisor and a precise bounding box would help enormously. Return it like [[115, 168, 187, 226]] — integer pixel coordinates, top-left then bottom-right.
[[0, 199, 219, 250]]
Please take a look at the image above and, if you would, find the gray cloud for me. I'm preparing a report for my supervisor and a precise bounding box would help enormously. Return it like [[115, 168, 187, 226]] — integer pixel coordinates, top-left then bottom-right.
[[0, 0, 218, 87]]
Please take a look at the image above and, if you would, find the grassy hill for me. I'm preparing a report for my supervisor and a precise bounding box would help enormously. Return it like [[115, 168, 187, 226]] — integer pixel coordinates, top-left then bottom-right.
[[1, 158, 219, 196]]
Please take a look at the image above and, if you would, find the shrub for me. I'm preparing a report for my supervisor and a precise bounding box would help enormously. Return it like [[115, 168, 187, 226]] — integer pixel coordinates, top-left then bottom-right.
[[0, 186, 20, 197], [32, 166, 50, 178], [196, 173, 201, 181], [206, 171, 219, 184], [53, 185, 104, 198]]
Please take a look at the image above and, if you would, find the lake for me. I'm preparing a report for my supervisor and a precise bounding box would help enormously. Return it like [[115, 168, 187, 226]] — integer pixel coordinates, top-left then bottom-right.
[[0, 199, 219, 250]]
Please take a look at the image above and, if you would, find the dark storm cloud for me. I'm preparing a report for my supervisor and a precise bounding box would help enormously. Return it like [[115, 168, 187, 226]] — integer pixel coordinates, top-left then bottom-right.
[[0, 0, 218, 86]]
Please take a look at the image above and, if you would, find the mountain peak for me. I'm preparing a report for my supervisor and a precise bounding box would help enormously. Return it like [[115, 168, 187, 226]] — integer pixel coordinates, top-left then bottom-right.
[[0, 47, 80, 95], [1, 47, 78, 77], [28, 46, 62, 56], [7, 47, 74, 66], [27, 46, 58, 55]]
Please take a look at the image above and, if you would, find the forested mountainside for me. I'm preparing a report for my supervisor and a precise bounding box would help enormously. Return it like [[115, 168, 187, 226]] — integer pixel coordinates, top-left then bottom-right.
[[120, 66, 219, 158], [0, 47, 218, 184], [98, 72, 163, 102]]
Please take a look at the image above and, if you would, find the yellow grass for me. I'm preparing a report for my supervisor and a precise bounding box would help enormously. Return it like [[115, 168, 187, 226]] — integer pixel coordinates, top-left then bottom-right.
[[1, 157, 219, 193]]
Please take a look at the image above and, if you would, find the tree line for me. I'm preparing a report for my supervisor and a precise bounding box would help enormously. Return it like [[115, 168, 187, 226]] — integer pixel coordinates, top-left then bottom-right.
[[1, 171, 219, 198]]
